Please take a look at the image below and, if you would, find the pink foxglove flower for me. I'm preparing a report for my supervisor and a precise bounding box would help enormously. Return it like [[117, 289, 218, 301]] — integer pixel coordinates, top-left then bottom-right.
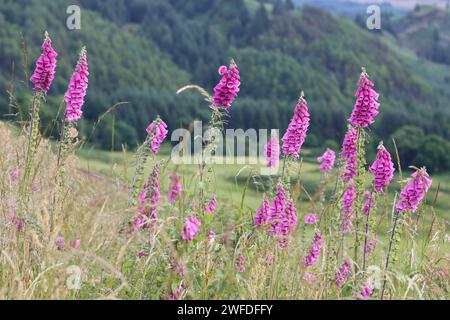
[[317, 149, 336, 173], [370, 144, 394, 192], [205, 197, 217, 214], [236, 255, 245, 273], [282, 95, 310, 158], [341, 127, 358, 183], [364, 234, 379, 254], [65, 47, 89, 122], [70, 239, 81, 249], [254, 197, 270, 227], [348, 69, 380, 128], [137, 250, 147, 258], [363, 191, 374, 215], [8, 168, 19, 182], [304, 231, 323, 267], [213, 62, 240, 111], [335, 260, 351, 288], [146, 117, 168, 154], [181, 215, 201, 242], [264, 136, 280, 168], [396, 168, 432, 213], [168, 173, 182, 203], [341, 184, 356, 234], [30, 32, 58, 93], [166, 282, 186, 300], [267, 185, 287, 232], [304, 213, 317, 225], [358, 282, 373, 300], [9, 212, 23, 231], [277, 199, 298, 248], [134, 165, 160, 229]]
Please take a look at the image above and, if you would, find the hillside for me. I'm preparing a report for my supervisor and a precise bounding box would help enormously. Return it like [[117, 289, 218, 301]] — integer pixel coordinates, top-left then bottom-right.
[[0, 0, 449, 171]]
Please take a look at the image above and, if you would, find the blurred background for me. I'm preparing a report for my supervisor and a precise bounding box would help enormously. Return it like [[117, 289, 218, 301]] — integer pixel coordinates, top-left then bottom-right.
[[0, 0, 449, 173]]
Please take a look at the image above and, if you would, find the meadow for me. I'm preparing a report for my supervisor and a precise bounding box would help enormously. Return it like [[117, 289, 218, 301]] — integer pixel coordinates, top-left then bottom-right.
[[0, 32, 448, 301]]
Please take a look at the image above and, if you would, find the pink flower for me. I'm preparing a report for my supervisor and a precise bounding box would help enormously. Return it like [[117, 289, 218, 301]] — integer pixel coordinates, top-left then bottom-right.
[[302, 272, 316, 284], [277, 199, 298, 248], [137, 250, 147, 258], [205, 197, 217, 214], [146, 117, 168, 154], [358, 282, 373, 300], [267, 186, 287, 232], [370, 144, 394, 192], [335, 260, 351, 288], [282, 95, 310, 158], [254, 197, 270, 227], [181, 215, 201, 242], [341, 184, 356, 234], [363, 191, 374, 215], [134, 165, 160, 229], [348, 70, 380, 128], [9, 212, 23, 231], [341, 127, 359, 183], [317, 149, 336, 173], [169, 261, 185, 277], [8, 168, 19, 182], [55, 236, 65, 251], [304, 213, 317, 225], [213, 61, 240, 111], [396, 168, 432, 213], [70, 239, 81, 249], [364, 234, 379, 254], [236, 255, 245, 273], [264, 136, 280, 168], [304, 231, 323, 267], [65, 47, 89, 122], [166, 282, 186, 300], [30, 32, 58, 93], [168, 173, 182, 203]]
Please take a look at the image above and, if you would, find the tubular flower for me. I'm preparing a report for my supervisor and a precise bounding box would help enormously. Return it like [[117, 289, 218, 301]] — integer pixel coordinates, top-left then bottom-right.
[[358, 282, 373, 300], [396, 168, 432, 213], [146, 117, 168, 154], [363, 191, 374, 215], [30, 32, 58, 93], [267, 185, 287, 231], [236, 255, 245, 273], [254, 197, 270, 227], [168, 173, 182, 203], [317, 148, 336, 173], [341, 127, 359, 183], [364, 234, 379, 254], [277, 199, 298, 248], [304, 213, 317, 225], [65, 47, 89, 122], [282, 95, 310, 158], [264, 136, 280, 168], [134, 165, 160, 229], [341, 184, 356, 234], [348, 69, 380, 128], [213, 61, 240, 111], [370, 143, 395, 192], [304, 231, 323, 267], [181, 215, 201, 242], [205, 197, 217, 214], [335, 260, 351, 288]]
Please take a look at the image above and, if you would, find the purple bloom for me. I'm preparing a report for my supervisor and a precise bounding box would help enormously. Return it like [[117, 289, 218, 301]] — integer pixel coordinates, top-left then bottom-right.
[[166, 282, 186, 300], [55, 236, 65, 250], [70, 239, 81, 249], [213, 62, 240, 111], [302, 272, 316, 284], [267, 186, 287, 233], [146, 117, 168, 154], [304, 213, 317, 225], [65, 47, 89, 122], [205, 197, 217, 214], [181, 215, 201, 242], [364, 234, 379, 255], [254, 197, 270, 227], [317, 149, 336, 173], [265, 136, 280, 168], [134, 165, 160, 229], [335, 260, 351, 288], [363, 191, 374, 215], [8, 168, 19, 182], [30, 32, 58, 93], [341, 127, 359, 183], [341, 184, 356, 234], [348, 70, 380, 128], [358, 282, 374, 300], [282, 95, 310, 158], [304, 231, 323, 267], [168, 173, 182, 203], [370, 144, 395, 192], [396, 168, 432, 213]]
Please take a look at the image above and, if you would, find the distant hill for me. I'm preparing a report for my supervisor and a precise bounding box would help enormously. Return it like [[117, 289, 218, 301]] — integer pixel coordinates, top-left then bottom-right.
[[0, 0, 449, 171]]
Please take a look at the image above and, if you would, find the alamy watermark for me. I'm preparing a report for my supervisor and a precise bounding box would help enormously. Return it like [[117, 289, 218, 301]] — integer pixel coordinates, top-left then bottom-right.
[[66, 5, 81, 30], [366, 5, 381, 30]]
